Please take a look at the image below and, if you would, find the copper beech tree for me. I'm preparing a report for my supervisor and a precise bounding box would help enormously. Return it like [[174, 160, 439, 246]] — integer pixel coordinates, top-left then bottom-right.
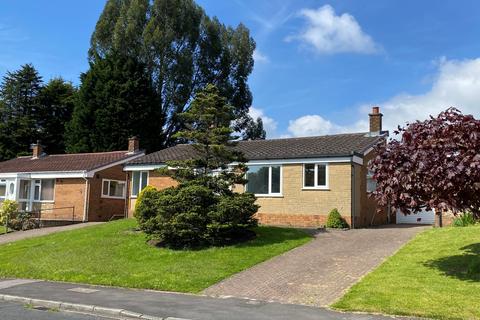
[[369, 108, 480, 226]]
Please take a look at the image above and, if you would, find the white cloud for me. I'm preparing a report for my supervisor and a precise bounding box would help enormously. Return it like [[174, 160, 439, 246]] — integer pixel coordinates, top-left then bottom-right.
[[253, 49, 269, 64], [249, 107, 277, 137], [286, 5, 379, 54], [286, 57, 480, 137]]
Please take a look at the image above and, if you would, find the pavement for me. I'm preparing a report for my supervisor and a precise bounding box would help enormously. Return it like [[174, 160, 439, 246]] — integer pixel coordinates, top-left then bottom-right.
[[0, 279, 413, 320], [204, 225, 428, 306], [0, 222, 103, 245], [0, 300, 112, 320]]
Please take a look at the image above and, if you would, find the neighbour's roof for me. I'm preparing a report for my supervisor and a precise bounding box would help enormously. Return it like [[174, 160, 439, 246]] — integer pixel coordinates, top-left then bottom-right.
[[127, 132, 384, 165], [0, 151, 138, 174]]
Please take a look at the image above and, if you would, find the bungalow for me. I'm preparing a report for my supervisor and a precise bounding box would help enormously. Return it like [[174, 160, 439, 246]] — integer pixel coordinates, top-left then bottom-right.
[[0, 138, 144, 223], [123, 107, 392, 228]]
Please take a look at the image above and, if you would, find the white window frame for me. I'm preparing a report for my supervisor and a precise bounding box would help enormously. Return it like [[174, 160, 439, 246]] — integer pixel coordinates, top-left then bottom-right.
[[101, 179, 126, 199], [33, 179, 55, 203], [0, 179, 6, 200], [245, 165, 283, 197], [366, 170, 377, 193], [302, 163, 329, 190], [131, 171, 149, 198]]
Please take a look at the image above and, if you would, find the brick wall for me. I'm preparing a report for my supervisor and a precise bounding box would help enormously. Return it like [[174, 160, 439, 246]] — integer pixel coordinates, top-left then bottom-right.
[[44, 178, 86, 221], [126, 171, 177, 217], [87, 165, 127, 221]]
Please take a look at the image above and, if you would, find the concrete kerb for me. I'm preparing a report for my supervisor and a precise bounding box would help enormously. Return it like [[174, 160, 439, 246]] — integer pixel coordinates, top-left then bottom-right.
[[0, 293, 190, 320]]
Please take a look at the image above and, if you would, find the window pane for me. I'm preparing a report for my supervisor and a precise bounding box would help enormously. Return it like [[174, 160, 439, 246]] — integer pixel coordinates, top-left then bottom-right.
[[246, 165, 269, 194], [34, 185, 40, 200], [317, 164, 326, 186], [304, 164, 315, 187], [40, 179, 55, 201], [116, 182, 126, 197], [140, 172, 148, 190], [109, 181, 125, 198], [103, 180, 109, 196], [0, 184, 5, 197], [271, 166, 281, 193], [19, 180, 30, 199], [132, 172, 140, 196]]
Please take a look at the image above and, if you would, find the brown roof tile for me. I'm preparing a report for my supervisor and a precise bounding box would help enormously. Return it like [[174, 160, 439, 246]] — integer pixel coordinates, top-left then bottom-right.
[[127, 132, 384, 165], [0, 151, 138, 174]]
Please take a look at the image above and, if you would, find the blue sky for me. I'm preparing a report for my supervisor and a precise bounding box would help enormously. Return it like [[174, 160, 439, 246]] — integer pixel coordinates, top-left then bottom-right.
[[1, 0, 480, 138]]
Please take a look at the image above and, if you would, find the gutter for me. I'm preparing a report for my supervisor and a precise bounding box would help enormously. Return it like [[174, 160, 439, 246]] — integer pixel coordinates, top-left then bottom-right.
[[351, 163, 356, 229]]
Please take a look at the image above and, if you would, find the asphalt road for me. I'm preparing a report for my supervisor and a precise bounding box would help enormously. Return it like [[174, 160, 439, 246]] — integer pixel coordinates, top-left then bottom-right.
[[0, 301, 112, 320]]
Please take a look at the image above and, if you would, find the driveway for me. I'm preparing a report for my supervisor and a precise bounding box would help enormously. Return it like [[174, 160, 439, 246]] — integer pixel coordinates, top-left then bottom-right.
[[204, 225, 427, 307], [0, 222, 103, 245]]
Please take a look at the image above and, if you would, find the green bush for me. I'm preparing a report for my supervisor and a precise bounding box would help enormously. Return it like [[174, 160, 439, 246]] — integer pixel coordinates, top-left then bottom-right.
[[135, 183, 258, 249], [453, 212, 477, 227], [0, 200, 38, 231], [326, 208, 349, 229]]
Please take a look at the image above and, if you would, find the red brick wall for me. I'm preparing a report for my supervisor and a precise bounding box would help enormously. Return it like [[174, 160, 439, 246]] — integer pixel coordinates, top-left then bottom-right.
[[257, 212, 352, 228], [40, 178, 86, 221]]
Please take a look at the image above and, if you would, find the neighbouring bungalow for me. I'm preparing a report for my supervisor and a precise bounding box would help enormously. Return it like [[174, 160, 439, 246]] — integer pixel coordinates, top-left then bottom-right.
[[124, 107, 395, 228], [0, 138, 144, 223]]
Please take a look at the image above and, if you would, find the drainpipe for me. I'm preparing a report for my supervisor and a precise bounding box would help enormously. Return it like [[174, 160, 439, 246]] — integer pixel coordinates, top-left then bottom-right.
[[351, 162, 356, 229], [82, 173, 90, 222]]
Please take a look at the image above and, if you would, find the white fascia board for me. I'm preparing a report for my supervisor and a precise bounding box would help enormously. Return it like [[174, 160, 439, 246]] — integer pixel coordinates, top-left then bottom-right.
[[243, 157, 358, 166], [352, 156, 364, 165], [86, 152, 146, 177], [0, 171, 87, 179], [123, 164, 166, 172]]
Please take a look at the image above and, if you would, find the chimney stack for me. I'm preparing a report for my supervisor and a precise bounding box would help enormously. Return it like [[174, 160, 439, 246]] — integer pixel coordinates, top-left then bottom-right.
[[31, 140, 43, 159], [369, 106, 383, 135], [128, 136, 140, 153]]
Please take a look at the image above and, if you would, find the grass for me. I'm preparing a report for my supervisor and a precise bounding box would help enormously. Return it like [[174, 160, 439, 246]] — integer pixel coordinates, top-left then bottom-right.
[[333, 225, 480, 320], [0, 219, 311, 293]]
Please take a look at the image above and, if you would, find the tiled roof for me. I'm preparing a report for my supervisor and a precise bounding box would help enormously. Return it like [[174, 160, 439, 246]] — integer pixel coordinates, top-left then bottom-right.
[[0, 151, 138, 174], [127, 132, 384, 165]]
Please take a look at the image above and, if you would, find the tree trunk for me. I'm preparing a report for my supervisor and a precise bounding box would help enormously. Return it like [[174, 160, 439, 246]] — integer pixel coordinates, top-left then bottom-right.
[[436, 211, 443, 228]]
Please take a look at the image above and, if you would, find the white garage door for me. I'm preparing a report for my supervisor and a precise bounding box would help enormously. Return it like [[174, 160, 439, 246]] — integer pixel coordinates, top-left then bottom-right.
[[396, 208, 435, 225]]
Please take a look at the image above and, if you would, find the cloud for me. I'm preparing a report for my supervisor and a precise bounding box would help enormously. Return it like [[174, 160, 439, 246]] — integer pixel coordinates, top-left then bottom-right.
[[253, 49, 269, 64], [249, 107, 278, 137], [286, 5, 380, 54], [286, 57, 480, 137]]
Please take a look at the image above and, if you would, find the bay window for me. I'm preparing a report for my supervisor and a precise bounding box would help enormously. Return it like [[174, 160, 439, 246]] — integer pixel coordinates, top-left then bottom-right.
[[303, 163, 328, 189], [102, 179, 126, 199], [246, 165, 282, 196], [131, 171, 148, 197]]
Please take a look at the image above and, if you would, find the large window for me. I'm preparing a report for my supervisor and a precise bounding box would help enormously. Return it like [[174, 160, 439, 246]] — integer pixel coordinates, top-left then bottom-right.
[[32, 179, 55, 202], [367, 171, 377, 193], [131, 171, 148, 197], [246, 165, 281, 196], [102, 179, 126, 199], [19, 180, 31, 200], [303, 163, 328, 189]]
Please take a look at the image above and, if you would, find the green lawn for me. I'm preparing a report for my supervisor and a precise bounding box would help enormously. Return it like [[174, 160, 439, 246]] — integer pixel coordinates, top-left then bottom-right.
[[0, 219, 311, 293], [334, 225, 480, 320]]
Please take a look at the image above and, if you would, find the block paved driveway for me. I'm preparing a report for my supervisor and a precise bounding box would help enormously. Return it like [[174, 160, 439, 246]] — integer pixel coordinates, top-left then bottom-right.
[[204, 225, 428, 307]]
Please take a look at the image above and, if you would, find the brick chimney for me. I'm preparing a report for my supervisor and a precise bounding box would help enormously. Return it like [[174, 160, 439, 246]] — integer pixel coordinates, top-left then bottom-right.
[[369, 106, 383, 134], [128, 136, 140, 153], [31, 140, 43, 159]]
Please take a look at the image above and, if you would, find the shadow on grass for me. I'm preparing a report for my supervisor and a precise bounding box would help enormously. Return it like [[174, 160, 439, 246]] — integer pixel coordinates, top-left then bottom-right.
[[424, 243, 480, 282]]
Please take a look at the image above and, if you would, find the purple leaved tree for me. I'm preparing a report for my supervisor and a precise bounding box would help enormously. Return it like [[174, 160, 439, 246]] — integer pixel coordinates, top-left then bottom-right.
[[369, 107, 480, 226]]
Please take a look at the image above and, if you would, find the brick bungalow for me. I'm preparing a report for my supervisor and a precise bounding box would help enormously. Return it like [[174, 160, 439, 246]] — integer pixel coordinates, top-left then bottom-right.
[[0, 138, 143, 222], [124, 108, 392, 228]]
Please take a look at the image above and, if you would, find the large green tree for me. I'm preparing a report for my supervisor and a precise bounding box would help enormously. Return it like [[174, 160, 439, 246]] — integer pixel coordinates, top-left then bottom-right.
[[88, 0, 256, 147], [37, 78, 76, 154], [66, 51, 163, 153], [0, 64, 42, 160]]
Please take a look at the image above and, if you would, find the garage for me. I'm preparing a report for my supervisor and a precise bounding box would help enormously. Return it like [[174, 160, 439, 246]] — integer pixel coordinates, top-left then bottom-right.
[[396, 208, 435, 225]]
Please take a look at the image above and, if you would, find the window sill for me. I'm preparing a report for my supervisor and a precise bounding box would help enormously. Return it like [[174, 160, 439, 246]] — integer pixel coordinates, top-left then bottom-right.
[[33, 200, 55, 203], [302, 187, 330, 191], [101, 195, 126, 200], [254, 194, 284, 198]]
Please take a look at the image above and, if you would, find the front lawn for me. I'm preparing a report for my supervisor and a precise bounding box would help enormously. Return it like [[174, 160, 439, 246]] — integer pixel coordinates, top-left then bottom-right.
[[334, 225, 480, 320], [0, 219, 311, 293]]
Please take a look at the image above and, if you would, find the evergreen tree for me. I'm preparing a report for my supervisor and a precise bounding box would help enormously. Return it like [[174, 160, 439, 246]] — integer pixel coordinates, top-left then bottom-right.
[[89, 0, 256, 147], [242, 116, 266, 140], [0, 64, 42, 160], [37, 78, 76, 154], [65, 51, 163, 153]]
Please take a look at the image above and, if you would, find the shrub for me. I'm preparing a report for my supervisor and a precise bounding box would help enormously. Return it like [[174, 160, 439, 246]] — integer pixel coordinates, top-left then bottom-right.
[[453, 212, 477, 227], [0, 200, 38, 231], [326, 208, 349, 229], [135, 182, 259, 249]]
